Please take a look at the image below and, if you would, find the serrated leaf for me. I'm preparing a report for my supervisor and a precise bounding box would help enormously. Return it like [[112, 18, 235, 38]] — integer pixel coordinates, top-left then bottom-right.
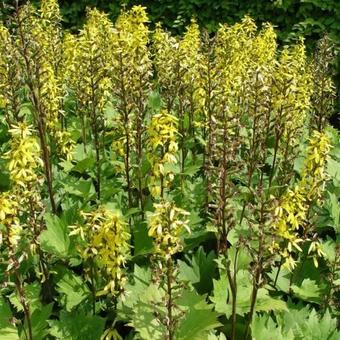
[[49, 311, 105, 340], [211, 270, 287, 317], [296, 309, 339, 340], [56, 270, 90, 311], [291, 279, 323, 304], [327, 158, 340, 182], [252, 314, 294, 340], [0, 297, 19, 340], [39, 213, 72, 258], [127, 300, 163, 340], [177, 290, 221, 340], [178, 247, 216, 291], [118, 265, 155, 314], [9, 283, 42, 313], [177, 309, 221, 340], [277, 305, 339, 340], [28, 303, 53, 340]]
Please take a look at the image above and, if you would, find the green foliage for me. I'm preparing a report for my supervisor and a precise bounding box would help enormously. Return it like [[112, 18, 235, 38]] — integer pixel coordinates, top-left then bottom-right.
[[56, 269, 90, 311], [49, 311, 106, 340], [39, 213, 75, 259], [252, 306, 340, 340], [0, 298, 19, 340], [211, 270, 287, 318], [291, 279, 326, 304], [0, 2, 339, 340]]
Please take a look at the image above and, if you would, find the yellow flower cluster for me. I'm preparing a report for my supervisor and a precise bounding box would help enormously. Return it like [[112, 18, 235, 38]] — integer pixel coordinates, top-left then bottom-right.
[[109, 6, 152, 166], [64, 8, 112, 125], [0, 123, 43, 252], [147, 110, 179, 197], [111, 5, 151, 96], [301, 131, 331, 199], [273, 40, 313, 149], [148, 201, 190, 260], [5, 123, 43, 190], [32, 0, 63, 131], [71, 207, 130, 296], [179, 19, 201, 89], [0, 24, 21, 119], [55, 130, 75, 161], [273, 130, 331, 269], [153, 23, 185, 112], [0, 192, 21, 248]]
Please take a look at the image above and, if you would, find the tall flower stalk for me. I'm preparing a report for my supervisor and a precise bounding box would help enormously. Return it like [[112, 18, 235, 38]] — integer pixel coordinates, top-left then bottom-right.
[[70, 206, 130, 314], [12, 0, 66, 212], [64, 9, 112, 200], [110, 6, 152, 210], [148, 201, 190, 340]]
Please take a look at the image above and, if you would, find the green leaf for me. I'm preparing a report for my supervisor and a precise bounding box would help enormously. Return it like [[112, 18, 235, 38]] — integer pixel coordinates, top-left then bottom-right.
[[28, 303, 53, 340], [71, 156, 95, 173], [268, 267, 291, 293], [329, 192, 340, 233], [296, 309, 339, 340], [321, 238, 336, 263], [177, 290, 221, 340], [252, 314, 294, 340], [63, 179, 96, 199], [118, 265, 165, 339], [117, 265, 155, 314], [133, 221, 154, 256], [291, 279, 324, 304], [0, 297, 19, 340], [277, 304, 339, 340], [178, 247, 217, 294], [210, 275, 229, 315], [39, 213, 72, 258], [56, 270, 90, 311], [177, 309, 221, 340], [183, 163, 201, 177], [327, 158, 340, 182], [9, 283, 42, 313], [49, 311, 105, 340], [211, 270, 287, 317], [0, 171, 10, 192], [127, 300, 164, 340], [147, 90, 161, 111]]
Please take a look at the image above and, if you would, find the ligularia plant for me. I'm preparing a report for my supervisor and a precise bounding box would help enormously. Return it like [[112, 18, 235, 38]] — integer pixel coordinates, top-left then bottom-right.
[[71, 207, 130, 297], [0, 1, 338, 340], [147, 110, 179, 198], [273, 130, 331, 269], [147, 201, 190, 340], [148, 201, 190, 259]]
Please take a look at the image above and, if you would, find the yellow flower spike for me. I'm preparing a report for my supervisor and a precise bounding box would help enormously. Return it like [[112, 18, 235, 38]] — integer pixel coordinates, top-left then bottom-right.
[[148, 201, 190, 259], [147, 110, 179, 197], [274, 130, 331, 267], [5, 123, 43, 197], [0, 192, 22, 249], [76, 207, 130, 296], [55, 131, 75, 161], [65, 8, 113, 135], [271, 39, 313, 182], [109, 5, 152, 163]]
